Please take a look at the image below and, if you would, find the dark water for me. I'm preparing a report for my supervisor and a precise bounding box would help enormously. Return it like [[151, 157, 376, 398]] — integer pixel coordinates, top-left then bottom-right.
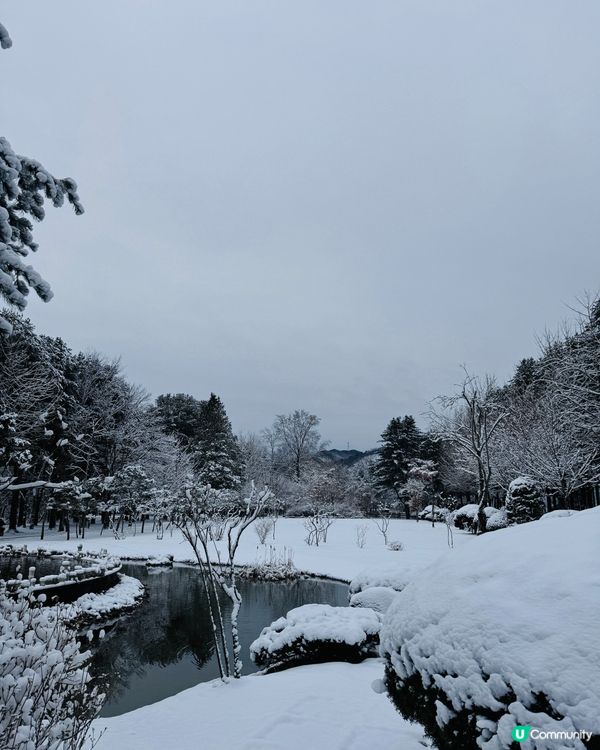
[[92, 563, 348, 716], [0, 554, 62, 580]]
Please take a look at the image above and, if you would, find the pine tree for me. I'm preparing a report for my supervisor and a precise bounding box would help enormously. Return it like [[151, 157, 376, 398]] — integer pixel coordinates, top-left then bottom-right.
[[195, 394, 241, 490], [374, 415, 423, 497], [154, 393, 204, 449]]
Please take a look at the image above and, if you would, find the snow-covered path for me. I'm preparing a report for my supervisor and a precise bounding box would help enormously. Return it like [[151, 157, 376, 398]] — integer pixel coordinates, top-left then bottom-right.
[[92, 659, 427, 750]]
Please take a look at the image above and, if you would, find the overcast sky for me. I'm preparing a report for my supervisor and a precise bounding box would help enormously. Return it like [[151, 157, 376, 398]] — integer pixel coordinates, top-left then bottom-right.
[[2, 2, 599, 449]]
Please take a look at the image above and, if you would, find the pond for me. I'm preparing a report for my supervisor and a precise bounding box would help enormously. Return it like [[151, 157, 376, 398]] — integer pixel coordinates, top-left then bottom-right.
[[92, 563, 349, 717]]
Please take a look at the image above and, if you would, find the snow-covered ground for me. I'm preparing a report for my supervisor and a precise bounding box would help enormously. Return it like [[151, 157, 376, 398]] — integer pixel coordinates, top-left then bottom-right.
[[92, 659, 429, 750], [3, 517, 469, 582]]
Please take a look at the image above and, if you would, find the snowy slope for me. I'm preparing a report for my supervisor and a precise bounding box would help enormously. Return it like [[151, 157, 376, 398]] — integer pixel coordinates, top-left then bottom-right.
[[92, 660, 427, 750], [380, 507, 600, 749]]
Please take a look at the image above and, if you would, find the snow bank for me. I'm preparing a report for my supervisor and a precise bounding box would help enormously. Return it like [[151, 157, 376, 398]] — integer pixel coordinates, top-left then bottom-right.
[[380, 507, 600, 749], [540, 509, 579, 521], [65, 574, 144, 623], [349, 562, 420, 595], [250, 603, 382, 672], [349, 586, 398, 614]]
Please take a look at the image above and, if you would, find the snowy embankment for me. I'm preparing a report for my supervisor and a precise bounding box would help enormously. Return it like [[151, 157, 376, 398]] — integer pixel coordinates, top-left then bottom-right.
[[64, 574, 145, 623], [92, 660, 428, 750], [380, 507, 600, 750], [4, 517, 469, 582]]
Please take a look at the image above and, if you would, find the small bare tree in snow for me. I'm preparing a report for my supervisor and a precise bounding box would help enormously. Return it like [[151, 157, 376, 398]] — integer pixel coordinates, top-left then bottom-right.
[[175, 482, 271, 679], [354, 523, 368, 548]]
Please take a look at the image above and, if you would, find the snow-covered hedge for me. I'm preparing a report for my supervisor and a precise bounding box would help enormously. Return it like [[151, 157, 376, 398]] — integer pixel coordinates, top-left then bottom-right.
[[349, 586, 397, 614], [380, 507, 600, 750], [505, 476, 545, 525], [0, 581, 105, 750], [250, 603, 382, 673]]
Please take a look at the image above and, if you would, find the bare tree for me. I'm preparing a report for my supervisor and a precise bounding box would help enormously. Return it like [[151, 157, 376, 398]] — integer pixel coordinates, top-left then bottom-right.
[[430, 371, 507, 533], [272, 410, 324, 480], [175, 482, 271, 679]]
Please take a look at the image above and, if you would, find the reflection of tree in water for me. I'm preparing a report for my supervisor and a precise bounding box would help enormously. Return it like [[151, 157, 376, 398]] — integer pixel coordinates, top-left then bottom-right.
[[91, 564, 348, 714], [92, 565, 216, 704]]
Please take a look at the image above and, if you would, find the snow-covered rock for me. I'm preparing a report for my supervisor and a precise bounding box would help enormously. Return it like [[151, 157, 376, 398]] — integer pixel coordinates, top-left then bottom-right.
[[380, 506, 600, 749], [349, 586, 398, 614], [250, 603, 382, 673]]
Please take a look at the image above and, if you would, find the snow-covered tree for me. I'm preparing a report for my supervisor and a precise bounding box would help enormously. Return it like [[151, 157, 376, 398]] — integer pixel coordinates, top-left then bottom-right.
[[374, 415, 423, 499], [174, 482, 271, 679], [194, 394, 241, 489], [505, 475, 545, 525]]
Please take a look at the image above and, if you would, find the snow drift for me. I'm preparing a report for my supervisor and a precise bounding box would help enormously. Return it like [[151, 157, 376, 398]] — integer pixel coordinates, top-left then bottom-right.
[[380, 507, 600, 749]]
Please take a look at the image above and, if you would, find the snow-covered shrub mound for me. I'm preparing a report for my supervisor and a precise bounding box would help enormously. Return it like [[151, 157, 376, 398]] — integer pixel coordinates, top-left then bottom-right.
[[349, 562, 420, 595], [506, 476, 545, 525], [386, 540, 405, 551], [419, 505, 449, 522], [250, 603, 382, 673], [380, 507, 600, 750], [145, 554, 173, 567], [452, 504, 496, 532], [486, 507, 507, 531], [0, 581, 105, 750], [540, 509, 579, 521], [349, 586, 398, 614]]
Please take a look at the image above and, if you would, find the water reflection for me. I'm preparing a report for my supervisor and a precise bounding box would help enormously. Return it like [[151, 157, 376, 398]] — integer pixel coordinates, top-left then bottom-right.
[[92, 563, 348, 716]]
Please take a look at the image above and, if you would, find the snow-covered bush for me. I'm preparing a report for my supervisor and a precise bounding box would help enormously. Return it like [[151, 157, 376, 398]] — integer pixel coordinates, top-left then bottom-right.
[[386, 540, 404, 551], [486, 507, 507, 531], [0, 581, 105, 750], [380, 507, 600, 750], [349, 586, 397, 614], [254, 517, 274, 544], [354, 523, 368, 548], [418, 505, 449, 522], [505, 476, 545, 525], [452, 504, 496, 532], [250, 603, 382, 673]]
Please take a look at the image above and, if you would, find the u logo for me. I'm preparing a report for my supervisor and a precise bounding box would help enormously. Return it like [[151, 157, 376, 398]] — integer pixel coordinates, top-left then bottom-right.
[[512, 726, 532, 743]]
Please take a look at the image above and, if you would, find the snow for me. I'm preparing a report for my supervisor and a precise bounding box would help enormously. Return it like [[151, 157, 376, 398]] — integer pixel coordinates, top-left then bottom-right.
[[349, 586, 398, 614], [64, 574, 144, 622], [540, 509, 579, 520], [349, 562, 421, 595], [91, 660, 428, 750], [250, 604, 382, 659], [5, 517, 469, 583], [380, 506, 600, 749]]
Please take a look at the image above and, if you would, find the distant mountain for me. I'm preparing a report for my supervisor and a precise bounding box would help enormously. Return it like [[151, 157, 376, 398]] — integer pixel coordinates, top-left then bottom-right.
[[316, 448, 378, 467]]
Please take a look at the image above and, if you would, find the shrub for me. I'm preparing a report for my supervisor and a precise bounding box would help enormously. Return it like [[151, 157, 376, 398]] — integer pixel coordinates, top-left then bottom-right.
[[0, 581, 105, 750], [486, 506, 508, 531], [387, 540, 404, 551], [254, 517, 274, 544], [349, 586, 397, 614], [250, 604, 381, 673], [505, 476, 545, 525]]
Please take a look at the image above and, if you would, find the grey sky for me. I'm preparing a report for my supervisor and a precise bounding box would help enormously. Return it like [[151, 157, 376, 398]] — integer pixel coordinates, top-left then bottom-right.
[[2, 2, 599, 449]]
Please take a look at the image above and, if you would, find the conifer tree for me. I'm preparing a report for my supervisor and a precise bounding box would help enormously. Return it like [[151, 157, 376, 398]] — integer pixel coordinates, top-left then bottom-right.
[[195, 393, 241, 489], [374, 415, 423, 498]]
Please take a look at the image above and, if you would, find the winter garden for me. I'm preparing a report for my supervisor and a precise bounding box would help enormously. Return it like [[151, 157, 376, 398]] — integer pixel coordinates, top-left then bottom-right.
[[1, 9, 600, 750]]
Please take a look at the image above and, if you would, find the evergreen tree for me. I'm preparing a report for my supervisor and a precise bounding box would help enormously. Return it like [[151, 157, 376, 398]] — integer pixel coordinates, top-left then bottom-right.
[[195, 393, 241, 489], [374, 415, 423, 497], [154, 393, 204, 449]]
